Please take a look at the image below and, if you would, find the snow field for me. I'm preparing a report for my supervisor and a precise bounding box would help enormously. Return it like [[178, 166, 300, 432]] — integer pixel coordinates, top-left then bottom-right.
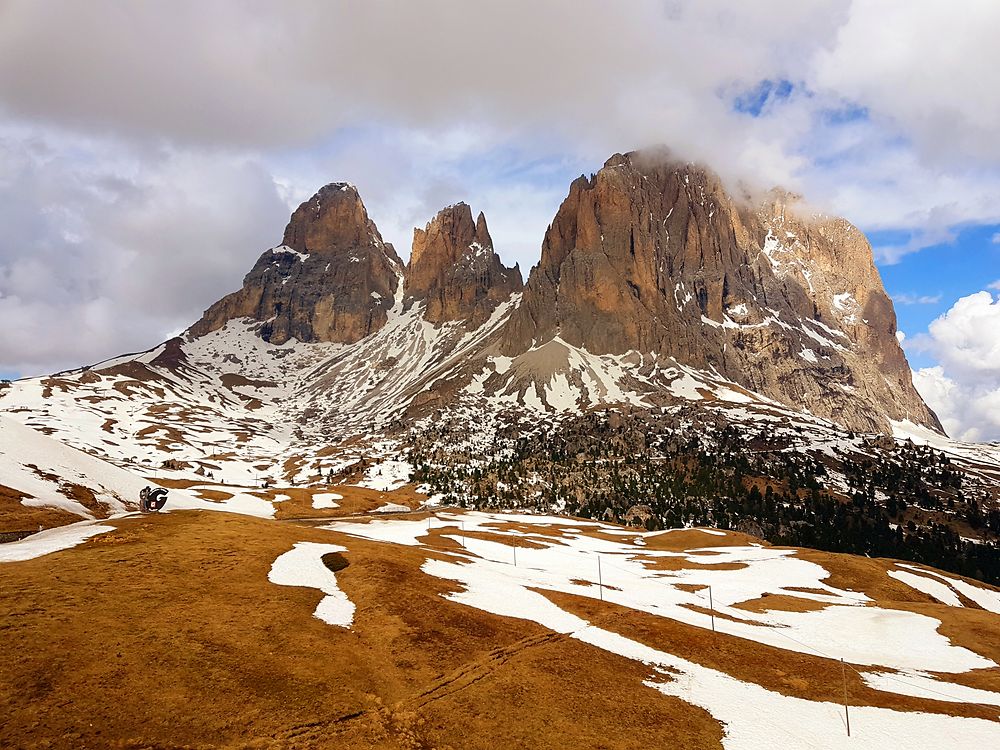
[[0, 415, 142, 518], [311, 492, 342, 509], [413, 530, 1000, 749], [167, 484, 277, 519], [372, 502, 409, 513], [324, 511, 1000, 742], [896, 563, 1000, 615], [358, 459, 412, 492], [888, 569, 964, 607]]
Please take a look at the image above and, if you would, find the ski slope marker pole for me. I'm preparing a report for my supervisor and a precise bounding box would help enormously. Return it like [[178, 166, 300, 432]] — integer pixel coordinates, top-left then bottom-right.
[[709, 586, 715, 633], [841, 658, 851, 737]]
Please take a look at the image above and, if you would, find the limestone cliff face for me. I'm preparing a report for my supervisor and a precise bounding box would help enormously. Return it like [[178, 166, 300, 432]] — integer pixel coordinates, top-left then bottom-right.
[[405, 203, 522, 326], [501, 149, 941, 433], [189, 184, 402, 344]]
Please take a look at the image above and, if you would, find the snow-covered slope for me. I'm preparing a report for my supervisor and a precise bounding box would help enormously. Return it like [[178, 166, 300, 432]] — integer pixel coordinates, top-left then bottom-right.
[[3, 290, 999, 503], [0, 414, 147, 519], [310, 511, 1000, 748], [0, 412, 283, 528]]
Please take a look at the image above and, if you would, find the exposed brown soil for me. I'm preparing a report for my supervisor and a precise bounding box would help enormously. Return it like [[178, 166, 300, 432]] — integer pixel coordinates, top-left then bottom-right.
[[269, 484, 422, 520], [640, 528, 762, 551], [731, 593, 832, 614], [0, 484, 80, 533], [634, 554, 746, 572], [3, 503, 999, 749], [219, 373, 278, 390]]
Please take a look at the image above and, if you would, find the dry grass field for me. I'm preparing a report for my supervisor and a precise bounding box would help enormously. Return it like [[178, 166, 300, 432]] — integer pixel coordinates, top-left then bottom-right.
[[2, 503, 999, 749]]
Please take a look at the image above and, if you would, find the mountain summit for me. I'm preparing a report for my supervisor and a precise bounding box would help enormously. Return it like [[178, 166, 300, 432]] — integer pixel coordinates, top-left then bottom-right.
[[189, 183, 403, 344], [405, 202, 522, 326], [501, 150, 939, 433]]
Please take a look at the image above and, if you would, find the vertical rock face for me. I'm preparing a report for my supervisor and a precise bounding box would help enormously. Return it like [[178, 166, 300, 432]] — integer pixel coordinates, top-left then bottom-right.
[[405, 203, 522, 325], [189, 184, 403, 344], [501, 149, 941, 433]]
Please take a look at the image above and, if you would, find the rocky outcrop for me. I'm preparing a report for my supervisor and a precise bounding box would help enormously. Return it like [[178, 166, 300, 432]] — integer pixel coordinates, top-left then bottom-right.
[[405, 203, 522, 325], [501, 149, 941, 434], [189, 183, 402, 344], [185, 154, 939, 435]]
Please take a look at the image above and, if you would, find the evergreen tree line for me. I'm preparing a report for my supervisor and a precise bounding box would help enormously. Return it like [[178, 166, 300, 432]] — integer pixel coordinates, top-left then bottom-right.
[[408, 409, 1000, 586]]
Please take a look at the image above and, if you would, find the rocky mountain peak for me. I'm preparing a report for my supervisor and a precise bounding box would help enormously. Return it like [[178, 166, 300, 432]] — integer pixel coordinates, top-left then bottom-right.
[[181, 150, 939, 435], [280, 182, 380, 255], [405, 202, 522, 326], [500, 148, 940, 433], [189, 184, 402, 345]]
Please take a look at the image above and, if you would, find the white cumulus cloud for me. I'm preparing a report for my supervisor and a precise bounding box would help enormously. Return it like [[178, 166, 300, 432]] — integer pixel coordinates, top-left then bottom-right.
[[909, 292, 1000, 441]]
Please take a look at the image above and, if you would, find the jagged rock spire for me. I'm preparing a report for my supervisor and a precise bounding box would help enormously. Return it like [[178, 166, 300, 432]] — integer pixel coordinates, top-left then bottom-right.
[[405, 202, 522, 325], [500, 148, 940, 434], [189, 183, 402, 344]]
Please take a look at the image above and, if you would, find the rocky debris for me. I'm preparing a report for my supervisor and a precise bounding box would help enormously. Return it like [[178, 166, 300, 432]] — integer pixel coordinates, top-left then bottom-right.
[[405, 203, 522, 326], [499, 148, 940, 434], [189, 183, 403, 344]]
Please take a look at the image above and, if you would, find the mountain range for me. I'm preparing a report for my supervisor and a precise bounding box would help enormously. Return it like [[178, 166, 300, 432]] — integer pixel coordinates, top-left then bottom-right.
[[1, 147, 998, 582], [188, 147, 939, 437], [4, 147, 1000, 749]]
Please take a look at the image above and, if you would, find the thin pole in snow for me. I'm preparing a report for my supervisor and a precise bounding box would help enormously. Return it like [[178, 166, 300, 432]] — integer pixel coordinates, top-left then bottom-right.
[[460, 521, 465, 548], [598, 554, 603, 601], [709, 586, 715, 634], [841, 658, 851, 737], [513, 536, 517, 566]]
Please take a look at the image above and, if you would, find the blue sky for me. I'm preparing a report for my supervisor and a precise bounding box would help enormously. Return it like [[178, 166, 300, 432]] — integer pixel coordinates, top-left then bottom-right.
[[877, 225, 1000, 368]]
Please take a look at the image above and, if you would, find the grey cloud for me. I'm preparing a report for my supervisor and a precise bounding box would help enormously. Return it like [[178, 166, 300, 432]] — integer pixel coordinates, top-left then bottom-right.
[[0, 128, 288, 376]]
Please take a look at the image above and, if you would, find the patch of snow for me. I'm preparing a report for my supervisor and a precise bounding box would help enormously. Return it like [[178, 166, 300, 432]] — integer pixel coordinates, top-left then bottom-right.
[[889, 569, 963, 607], [271, 245, 310, 262], [544, 372, 579, 412], [373, 502, 409, 514], [268, 542, 354, 627], [0, 520, 115, 563], [312, 492, 343, 510], [329, 513, 991, 674], [862, 669, 1000, 707], [833, 292, 856, 311], [358, 459, 411, 492], [898, 564, 1000, 615]]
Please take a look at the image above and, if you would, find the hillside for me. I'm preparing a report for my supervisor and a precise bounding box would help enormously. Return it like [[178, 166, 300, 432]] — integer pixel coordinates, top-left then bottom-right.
[[3, 505, 1000, 748]]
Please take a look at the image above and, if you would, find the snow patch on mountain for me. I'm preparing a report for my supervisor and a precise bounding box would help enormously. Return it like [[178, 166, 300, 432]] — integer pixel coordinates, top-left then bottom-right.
[[268, 542, 354, 627]]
